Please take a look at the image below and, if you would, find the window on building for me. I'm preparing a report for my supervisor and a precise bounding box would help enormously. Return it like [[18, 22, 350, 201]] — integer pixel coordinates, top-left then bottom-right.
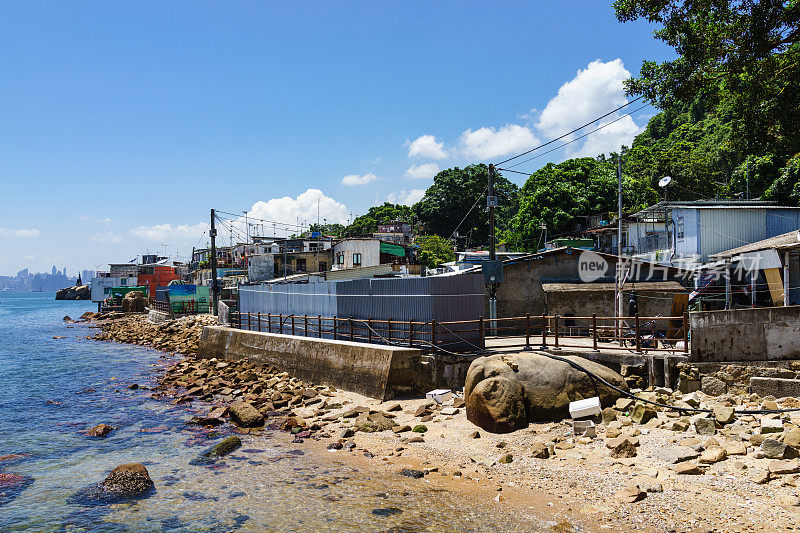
[[353, 253, 362, 266], [336, 253, 344, 265], [104, 288, 110, 295], [120, 278, 127, 286], [296, 258, 306, 272], [677, 217, 685, 240]]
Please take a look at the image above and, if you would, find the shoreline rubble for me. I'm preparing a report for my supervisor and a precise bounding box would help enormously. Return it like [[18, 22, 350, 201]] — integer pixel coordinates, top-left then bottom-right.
[[87, 312, 800, 531]]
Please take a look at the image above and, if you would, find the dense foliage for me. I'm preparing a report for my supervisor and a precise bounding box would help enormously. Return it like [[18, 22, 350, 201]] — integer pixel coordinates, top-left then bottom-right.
[[344, 203, 413, 237], [615, 0, 800, 201], [415, 235, 456, 268], [412, 164, 519, 248]]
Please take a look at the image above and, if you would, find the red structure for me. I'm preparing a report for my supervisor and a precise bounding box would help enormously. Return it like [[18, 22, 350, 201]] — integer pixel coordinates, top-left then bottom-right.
[[137, 265, 179, 299]]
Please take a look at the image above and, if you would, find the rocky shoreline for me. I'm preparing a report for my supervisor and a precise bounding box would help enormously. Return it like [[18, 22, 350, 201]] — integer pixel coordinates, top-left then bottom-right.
[[88, 313, 800, 531]]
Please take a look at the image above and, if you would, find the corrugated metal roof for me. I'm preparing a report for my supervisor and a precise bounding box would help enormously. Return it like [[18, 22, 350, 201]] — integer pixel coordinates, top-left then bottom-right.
[[710, 230, 800, 259]]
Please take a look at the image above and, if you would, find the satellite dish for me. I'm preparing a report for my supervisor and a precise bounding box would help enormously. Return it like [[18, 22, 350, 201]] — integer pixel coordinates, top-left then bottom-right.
[[658, 176, 673, 188]]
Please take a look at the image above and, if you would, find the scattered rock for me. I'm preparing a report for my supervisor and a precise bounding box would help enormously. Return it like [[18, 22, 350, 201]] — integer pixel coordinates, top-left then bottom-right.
[[652, 445, 699, 464], [614, 485, 646, 503], [85, 423, 113, 437], [761, 418, 784, 434], [751, 468, 770, 484], [229, 402, 264, 428], [701, 376, 727, 396], [607, 437, 638, 458], [469, 430, 480, 439], [630, 404, 656, 425], [399, 468, 424, 479], [498, 453, 513, 464], [769, 459, 800, 475], [530, 441, 550, 459], [763, 439, 788, 459], [672, 462, 702, 475], [699, 446, 727, 464], [412, 425, 427, 433], [713, 405, 735, 425], [694, 418, 717, 436]]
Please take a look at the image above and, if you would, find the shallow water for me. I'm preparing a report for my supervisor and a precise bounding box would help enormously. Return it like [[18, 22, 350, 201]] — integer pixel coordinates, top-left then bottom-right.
[[0, 293, 545, 532]]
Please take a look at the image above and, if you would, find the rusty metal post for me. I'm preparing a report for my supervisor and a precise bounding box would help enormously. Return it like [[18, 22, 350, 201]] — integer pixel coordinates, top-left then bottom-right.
[[318, 315, 322, 339], [333, 315, 337, 340], [349, 317, 354, 342], [387, 317, 393, 345], [479, 316, 485, 349], [683, 312, 689, 354], [368, 317, 373, 344], [279, 313, 283, 334], [431, 320, 437, 352], [592, 313, 598, 351], [247, 312, 251, 331], [525, 313, 531, 349], [267, 313, 272, 333], [635, 313, 641, 353], [541, 313, 547, 348], [291, 315, 295, 336], [554, 315, 559, 349], [408, 318, 414, 347], [257, 312, 261, 332], [304, 314, 308, 337]]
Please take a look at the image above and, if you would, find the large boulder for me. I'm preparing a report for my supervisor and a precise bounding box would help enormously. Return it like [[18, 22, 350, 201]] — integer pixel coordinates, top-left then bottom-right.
[[69, 463, 154, 505], [464, 352, 628, 433], [54, 285, 90, 300], [122, 291, 147, 313]]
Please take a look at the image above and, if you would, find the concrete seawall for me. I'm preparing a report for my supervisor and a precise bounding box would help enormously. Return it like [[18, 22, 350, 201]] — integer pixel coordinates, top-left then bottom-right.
[[691, 306, 800, 362], [198, 326, 427, 400]]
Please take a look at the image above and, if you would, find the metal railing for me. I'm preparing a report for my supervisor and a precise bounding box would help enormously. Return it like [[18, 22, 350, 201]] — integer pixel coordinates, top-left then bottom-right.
[[230, 311, 689, 355]]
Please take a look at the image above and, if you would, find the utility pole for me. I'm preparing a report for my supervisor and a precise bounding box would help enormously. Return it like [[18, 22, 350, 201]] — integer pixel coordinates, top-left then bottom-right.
[[488, 164, 498, 336], [210, 209, 219, 316], [616, 153, 624, 335]]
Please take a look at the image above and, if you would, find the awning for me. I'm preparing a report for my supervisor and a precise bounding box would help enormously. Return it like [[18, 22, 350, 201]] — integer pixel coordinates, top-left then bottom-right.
[[380, 242, 407, 257], [542, 281, 686, 292]]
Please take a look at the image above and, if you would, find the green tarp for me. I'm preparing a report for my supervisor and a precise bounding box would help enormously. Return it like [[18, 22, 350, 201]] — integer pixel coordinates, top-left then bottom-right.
[[380, 242, 407, 257]]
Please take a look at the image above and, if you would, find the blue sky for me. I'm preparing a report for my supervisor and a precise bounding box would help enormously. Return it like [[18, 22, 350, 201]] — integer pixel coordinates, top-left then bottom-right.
[[0, 1, 672, 275]]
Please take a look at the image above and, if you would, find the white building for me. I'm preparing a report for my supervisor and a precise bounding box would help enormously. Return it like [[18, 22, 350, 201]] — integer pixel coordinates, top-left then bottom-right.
[[331, 238, 410, 270]]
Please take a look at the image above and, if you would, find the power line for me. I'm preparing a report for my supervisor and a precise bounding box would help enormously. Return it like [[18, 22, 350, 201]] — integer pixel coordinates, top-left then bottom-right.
[[495, 95, 646, 166], [499, 103, 650, 172]]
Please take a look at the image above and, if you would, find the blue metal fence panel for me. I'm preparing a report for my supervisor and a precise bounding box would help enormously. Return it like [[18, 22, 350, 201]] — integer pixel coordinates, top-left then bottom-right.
[[237, 273, 485, 350]]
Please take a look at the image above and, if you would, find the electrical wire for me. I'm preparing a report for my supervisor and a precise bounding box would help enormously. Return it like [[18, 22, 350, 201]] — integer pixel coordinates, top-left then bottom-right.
[[499, 103, 650, 172], [495, 96, 646, 166], [448, 186, 489, 239]]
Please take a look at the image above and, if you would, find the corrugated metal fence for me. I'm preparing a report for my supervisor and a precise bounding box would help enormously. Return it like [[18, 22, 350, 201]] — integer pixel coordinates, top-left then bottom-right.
[[238, 273, 485, 351]]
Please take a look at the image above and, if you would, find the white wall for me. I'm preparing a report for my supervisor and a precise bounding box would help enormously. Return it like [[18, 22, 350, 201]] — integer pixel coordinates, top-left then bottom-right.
[[331, 239, 380, 270]]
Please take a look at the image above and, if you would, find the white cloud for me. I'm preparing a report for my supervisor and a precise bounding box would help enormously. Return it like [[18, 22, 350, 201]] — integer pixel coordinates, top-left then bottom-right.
[[79, 214, 113, 224], [341, 173, 380, 186], [244, 189, 349, 236], [536, 58, 642, 156], [405, 163, 440, 180], [459, 124, 539, 160], [130, 222, 207, 242], [387, 189, 426, 206], [0, 227, 41, 238], [91, 231, 123, 244], [407, 135, 447, 160]]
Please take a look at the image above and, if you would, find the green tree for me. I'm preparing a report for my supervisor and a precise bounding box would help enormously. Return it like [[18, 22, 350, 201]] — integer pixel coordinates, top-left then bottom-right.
[[505, 157, 657, 251], [412, 164, 519, 247], [615, 0, 800, 172], [416, 235, 455, 268], [345, 203, 413, 237]]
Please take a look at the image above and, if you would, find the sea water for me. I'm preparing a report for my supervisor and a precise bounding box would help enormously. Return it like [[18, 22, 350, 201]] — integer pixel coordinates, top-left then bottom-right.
[[0, 293, 543, 532]]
